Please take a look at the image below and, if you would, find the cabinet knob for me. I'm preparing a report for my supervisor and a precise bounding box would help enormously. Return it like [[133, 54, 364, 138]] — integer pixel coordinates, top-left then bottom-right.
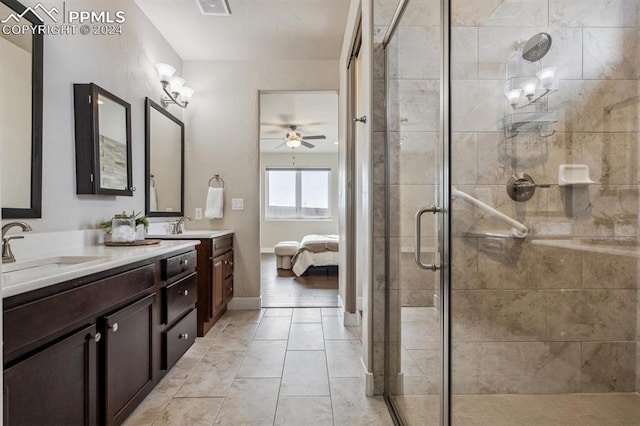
[[180, 259, 188, 266], [110, 323, 119, 332], [179, 289, 189, 296], [93, 332, 102, 343], [228, 261, 233, 267], [179, 333, 189, 340]]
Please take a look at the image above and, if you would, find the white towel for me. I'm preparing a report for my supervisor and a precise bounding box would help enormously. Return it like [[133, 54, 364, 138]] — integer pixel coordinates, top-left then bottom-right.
[[205, 187, 224, 219], [149, 185, 158, 211]]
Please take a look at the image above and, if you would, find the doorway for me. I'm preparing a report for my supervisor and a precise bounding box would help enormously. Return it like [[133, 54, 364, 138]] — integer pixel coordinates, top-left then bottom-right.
[[258, 91, 341, 308]]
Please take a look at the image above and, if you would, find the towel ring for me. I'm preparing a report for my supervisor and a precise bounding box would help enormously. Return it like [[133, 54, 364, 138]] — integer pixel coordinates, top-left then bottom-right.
[[150, 174, 156, 188], [208, 174, 225, 188]]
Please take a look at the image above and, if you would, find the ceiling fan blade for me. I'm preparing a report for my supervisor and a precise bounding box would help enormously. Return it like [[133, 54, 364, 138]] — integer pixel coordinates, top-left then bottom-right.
[[260, 122, 292, 128], [301, 141, 315, 149], [261, 137, 286, 140], [301, 135, 326, 140]]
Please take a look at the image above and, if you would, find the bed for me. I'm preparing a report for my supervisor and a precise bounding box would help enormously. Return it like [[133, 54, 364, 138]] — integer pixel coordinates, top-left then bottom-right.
[[291, 234, 339, 277]]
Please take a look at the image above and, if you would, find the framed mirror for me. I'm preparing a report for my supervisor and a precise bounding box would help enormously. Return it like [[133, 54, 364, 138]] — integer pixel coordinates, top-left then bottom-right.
[[74, 83, 133, 196], [145, 98, 184, 217], [0, 0, 43, 218]]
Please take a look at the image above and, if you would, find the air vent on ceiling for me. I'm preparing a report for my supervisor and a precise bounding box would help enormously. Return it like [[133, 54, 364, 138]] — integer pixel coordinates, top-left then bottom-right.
[[195, 0, 231, 16]]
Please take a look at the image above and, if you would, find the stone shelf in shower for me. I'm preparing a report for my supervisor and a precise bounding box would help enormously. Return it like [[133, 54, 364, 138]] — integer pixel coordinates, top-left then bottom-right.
[[533, 238, 640, 258], [505, 111, 559, 136]]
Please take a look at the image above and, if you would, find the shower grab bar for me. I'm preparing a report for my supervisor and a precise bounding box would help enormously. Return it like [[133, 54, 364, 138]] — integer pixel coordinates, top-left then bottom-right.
[[452, 187, 528, 239]]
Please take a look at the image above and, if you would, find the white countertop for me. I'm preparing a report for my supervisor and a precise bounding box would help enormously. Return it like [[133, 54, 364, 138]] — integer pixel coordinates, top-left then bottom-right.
[[2, 240, 199, 298], [532, 238, 640, 258], [146, 230, 234, 239]]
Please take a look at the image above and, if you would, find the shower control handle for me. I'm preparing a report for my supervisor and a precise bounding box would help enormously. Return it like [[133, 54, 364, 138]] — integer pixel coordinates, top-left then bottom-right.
[[415, 206, 442, 271]]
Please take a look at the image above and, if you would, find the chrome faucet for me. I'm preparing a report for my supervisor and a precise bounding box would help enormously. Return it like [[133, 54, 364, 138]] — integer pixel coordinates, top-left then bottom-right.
[[2, 221, 33, 264], [175, 216, 192, 234]]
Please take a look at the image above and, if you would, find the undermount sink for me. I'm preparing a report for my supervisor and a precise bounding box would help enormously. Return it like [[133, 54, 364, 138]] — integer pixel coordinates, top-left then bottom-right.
[[3, 256, 109, 275]]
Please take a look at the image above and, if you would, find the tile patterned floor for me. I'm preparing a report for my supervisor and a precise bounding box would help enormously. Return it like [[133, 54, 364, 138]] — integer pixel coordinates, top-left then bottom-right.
[[261, 254, 339, 308], [124, 308, 393, 426]]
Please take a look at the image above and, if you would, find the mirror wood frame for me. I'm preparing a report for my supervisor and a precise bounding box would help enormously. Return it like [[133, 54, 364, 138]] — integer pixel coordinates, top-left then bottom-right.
[[1, 0, 43, 218], [144, 98, 185, 217]]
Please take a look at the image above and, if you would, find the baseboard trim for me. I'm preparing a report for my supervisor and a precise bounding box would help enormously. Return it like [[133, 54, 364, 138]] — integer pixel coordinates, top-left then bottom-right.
[[227, 297, 262, 310], [260, 248, 275, 254], [361, 357, 374, 396], [338, 294, 359, 325]]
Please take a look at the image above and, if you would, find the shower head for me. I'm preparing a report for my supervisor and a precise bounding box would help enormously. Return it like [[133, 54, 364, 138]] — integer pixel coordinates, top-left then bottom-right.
[[521, 32, 552, 62]]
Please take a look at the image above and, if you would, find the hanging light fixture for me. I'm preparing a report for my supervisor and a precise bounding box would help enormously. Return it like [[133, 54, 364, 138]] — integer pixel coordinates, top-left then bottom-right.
[[285, 130, 302, 148], [156, 63, 195, 108]]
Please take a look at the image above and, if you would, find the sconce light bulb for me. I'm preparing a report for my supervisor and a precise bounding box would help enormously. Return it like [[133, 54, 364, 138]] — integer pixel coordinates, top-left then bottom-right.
[[156, 63, 176, 84], [505, 89, 523, 107], [179, 87, 195, 104], [521, 80, 538, 99], [536, 66, 558, 90], [169, 76, 186, 95]]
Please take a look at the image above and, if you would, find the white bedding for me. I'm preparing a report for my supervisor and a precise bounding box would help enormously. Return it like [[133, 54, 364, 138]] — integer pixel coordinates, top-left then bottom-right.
[[292, 235, 339, 276]]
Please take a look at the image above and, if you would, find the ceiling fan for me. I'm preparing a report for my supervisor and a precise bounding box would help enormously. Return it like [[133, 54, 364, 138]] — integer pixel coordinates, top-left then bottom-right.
[[264, 125, 326, 150]]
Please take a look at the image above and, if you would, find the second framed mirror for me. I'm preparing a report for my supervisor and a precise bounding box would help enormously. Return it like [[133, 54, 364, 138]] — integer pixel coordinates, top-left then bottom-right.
[[145, 98, 184, 217]]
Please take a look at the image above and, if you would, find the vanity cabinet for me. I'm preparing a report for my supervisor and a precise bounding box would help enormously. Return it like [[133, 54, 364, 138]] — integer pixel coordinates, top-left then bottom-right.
[[3, 248, 197, 426], [154, 234, 234, 336], [195, 235, 234, 336]]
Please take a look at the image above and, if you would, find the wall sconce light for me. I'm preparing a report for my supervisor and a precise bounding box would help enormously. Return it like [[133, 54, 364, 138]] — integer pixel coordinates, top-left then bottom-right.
[[156, 63, 195, 108], [520, 80, 538, 101], [536, 67, 558, 90], [505, 89, 523, 107]]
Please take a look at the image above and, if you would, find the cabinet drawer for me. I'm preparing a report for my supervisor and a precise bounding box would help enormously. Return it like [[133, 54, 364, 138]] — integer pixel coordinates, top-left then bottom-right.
[[162, 251, 196, 281], [162, 273, 197, 325], [213, 236, 232, 257], [4, 264, 155, 362], [162, 309, 197, 370], [224, 250, 234, 277]]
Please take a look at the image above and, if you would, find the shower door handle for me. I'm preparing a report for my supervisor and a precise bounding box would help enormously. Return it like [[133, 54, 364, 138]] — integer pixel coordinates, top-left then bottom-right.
[[415, 206, 442, 271]]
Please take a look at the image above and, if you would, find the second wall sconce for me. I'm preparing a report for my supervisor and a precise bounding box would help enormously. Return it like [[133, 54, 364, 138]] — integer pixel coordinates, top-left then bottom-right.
[[156, 63, 195, 109]]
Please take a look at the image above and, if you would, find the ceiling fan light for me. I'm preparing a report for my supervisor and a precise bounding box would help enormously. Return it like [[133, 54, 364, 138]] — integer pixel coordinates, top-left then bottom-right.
[[286, 139, 301, 149]]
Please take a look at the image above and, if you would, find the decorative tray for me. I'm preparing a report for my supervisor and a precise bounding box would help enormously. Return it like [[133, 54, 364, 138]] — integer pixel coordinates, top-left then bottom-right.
[[104, 239, 162, 247]]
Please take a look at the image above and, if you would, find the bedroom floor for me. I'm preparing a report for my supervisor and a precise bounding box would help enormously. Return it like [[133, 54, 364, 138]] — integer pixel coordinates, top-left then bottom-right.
[[261, 254, 339, 308]]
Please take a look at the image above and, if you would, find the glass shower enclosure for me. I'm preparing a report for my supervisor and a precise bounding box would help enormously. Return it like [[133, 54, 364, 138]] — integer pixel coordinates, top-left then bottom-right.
[[382, 0, 640, 424]]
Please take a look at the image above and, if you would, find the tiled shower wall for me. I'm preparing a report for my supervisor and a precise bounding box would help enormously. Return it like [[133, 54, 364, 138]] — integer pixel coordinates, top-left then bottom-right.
[[372, 0, 640, 396]]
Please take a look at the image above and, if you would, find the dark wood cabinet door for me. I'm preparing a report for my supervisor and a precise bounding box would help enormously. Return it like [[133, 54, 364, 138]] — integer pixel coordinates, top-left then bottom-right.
[[4, 324, 98, 426], [102, 293, 155, 426], [224, 275, 233, 304], [212, 254, 225, 317]]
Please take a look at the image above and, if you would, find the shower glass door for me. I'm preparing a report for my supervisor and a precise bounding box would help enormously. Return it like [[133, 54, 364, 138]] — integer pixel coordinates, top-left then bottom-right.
[[449, 1, 640, 424], [384, 0, 640, 425], [383, 0, 445, 424]]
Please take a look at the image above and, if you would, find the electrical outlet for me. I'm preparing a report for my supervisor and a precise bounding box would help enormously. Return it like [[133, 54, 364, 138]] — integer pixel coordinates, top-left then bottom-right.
[[195, 208, 203, 220], [232, 198, 244, 211]]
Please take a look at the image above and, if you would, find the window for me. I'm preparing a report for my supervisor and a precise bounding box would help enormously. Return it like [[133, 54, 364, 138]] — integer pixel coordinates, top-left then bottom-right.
[[265, 168, 331, 219]]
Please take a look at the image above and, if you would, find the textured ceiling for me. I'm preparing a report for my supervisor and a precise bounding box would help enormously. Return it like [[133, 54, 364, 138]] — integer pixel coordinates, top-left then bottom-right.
[[134, 0, 351, 61]]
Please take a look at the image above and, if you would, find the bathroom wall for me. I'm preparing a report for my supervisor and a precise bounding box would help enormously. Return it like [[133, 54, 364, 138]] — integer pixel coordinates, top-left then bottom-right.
[[1, 0, 182, 230], [373, 0, 640, 396], [259, 152, 339, 250], [181, 60, 339, 307]]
